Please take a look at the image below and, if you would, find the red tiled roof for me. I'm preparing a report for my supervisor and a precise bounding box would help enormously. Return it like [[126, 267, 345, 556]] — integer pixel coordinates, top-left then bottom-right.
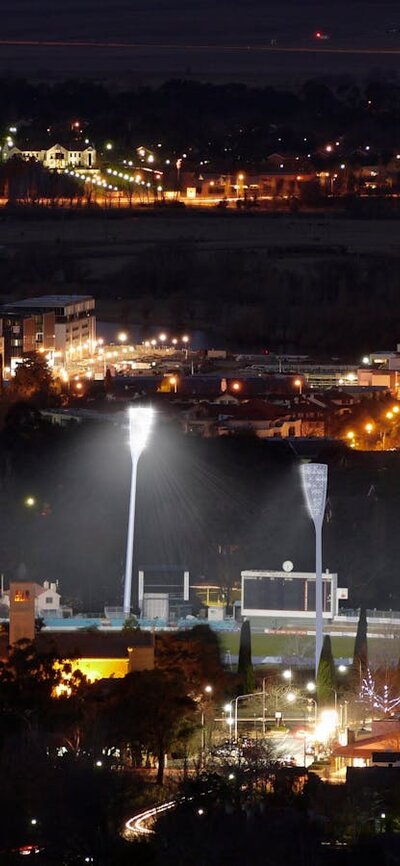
[[333, 729, 400, 758]]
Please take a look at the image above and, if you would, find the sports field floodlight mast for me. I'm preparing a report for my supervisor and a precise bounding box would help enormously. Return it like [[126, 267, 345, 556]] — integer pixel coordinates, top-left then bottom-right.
[[300, 463, 328, 677], [123, 406, 154, 617]]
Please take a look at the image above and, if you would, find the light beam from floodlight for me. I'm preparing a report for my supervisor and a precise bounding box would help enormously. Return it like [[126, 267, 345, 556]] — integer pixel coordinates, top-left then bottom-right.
[[123, 407, 154, 617], [300, 463, 328, 677]]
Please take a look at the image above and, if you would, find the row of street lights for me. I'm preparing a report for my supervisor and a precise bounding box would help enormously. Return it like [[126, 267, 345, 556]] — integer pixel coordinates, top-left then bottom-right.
[[223, 686, 349, 746], [222, 664, 350, 743], [223, 689, 317, 743]]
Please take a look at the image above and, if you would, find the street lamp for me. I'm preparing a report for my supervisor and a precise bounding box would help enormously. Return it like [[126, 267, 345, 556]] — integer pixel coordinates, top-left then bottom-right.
[[300, 463, 328, 677], [294, 378, 303, 397], [169, 376, 178, 394], [123, 407, 154, 617], [234, 692, 259, 741], [307, 697, 318, 725], [182, 335, 189, 360], [201, 685, 213, 766], [224, 702, 234, 741], [285, 692, 318, 726]]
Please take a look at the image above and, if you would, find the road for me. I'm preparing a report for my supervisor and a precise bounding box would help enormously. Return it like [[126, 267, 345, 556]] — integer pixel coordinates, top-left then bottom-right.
[[124, 801, 176, 839], [123, 731, 310, 840]]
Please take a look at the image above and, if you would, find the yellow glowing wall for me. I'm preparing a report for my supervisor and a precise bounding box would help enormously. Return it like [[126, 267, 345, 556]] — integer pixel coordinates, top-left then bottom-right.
[[71, 657, 129, 682]]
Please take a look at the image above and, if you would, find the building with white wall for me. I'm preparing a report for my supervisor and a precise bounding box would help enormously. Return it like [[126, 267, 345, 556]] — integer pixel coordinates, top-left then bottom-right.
[[0, 294, 96, 369], [1, 580, 61, 617], [4, 141, 96, 170]]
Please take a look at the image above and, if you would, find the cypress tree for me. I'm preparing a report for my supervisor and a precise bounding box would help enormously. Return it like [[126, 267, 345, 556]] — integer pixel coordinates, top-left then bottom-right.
[[352, 606, 368, 688], [237, 619, 255, 693], [316, 635, 336, 707]]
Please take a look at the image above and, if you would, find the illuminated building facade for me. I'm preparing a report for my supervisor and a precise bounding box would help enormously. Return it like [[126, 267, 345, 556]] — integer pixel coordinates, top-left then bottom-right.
[[0, 295, 96, 371], [5, 142, 96, 170], [3, 584, 155, 676]]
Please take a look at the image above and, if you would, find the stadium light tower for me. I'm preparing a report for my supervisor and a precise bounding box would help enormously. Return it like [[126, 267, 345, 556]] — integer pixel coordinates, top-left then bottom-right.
[[123, 407, 154, 617], [300, 463, 328, 677]]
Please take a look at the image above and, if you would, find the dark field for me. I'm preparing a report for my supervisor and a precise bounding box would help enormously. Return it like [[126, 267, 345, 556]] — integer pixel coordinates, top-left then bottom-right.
[[2, 0, 400, 82]]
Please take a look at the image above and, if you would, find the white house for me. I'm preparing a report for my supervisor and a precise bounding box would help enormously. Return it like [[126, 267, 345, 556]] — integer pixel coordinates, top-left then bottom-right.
[[5, 142, 96, 170], [1, 580, 61, 616]]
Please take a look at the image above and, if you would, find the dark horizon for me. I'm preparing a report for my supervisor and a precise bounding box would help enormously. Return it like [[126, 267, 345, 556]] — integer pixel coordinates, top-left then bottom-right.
[[1, 0, 400, 83]]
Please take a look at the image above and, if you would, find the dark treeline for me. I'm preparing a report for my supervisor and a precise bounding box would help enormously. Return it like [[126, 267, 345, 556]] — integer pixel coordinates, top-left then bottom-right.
[[0, 408, 399, 611], [2, 76, 400, 164], [110, 244, 400, 356], [1, 228, 400, 356]]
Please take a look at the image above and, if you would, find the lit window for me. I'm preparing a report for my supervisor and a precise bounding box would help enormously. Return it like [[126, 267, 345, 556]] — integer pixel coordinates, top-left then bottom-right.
[[14, 589, 30, 602]]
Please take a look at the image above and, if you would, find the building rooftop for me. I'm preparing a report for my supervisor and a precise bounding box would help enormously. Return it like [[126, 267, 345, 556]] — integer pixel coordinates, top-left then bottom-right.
[[14, 140, 94, 153], [3, 295, 94, 309]]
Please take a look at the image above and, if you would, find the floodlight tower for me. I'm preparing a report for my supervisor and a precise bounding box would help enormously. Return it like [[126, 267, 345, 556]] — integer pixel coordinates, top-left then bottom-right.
[[300, 463, 328, 677], [123, 407, 154, 617]]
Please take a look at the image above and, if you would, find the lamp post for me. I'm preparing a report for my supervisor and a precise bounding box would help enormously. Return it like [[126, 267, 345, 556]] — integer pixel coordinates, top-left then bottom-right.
[[224, 702, 234, 744], [200, 685, 213, 767], [294, 377, 303, 397], [300, 463, 328, 677], [123, 407, 154, 617], [234, 691, 260, 741], [182, 335, 189, 360]]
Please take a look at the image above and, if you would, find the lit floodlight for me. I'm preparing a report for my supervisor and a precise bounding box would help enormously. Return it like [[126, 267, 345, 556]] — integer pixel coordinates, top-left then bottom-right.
[[300, 463, 328, 678], [123, 407, 154, 616], [128, 406, 154, 460], [301, 463, 327, 528]]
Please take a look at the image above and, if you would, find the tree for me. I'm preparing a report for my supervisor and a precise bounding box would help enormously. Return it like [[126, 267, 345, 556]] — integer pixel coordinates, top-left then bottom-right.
[[0, 639, 87, 754], [122, 614, 139, 631], [237, 619, 255, 694], [316, 635, 336, 707], [105, 668, 196, 784], [352, 606, 368, 688], [156, 625, 227, 697], [9, 356, 54, 403]]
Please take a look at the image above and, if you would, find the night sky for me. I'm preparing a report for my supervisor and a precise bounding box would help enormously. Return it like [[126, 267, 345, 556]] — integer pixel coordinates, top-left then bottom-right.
[[1, 1, 400, 82]]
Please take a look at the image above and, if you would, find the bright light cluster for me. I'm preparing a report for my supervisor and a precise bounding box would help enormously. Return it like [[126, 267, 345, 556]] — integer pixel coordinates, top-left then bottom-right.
[[64, 169, 118, 191], [314, 709, 338, 743], [64, 167, 163, 196]]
